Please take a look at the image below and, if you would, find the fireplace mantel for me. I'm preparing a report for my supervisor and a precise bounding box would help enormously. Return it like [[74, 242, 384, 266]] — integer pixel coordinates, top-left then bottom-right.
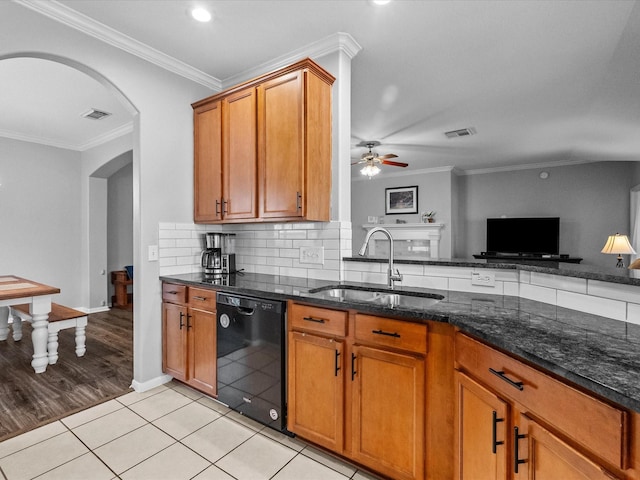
[[362, 223, 444, 259]]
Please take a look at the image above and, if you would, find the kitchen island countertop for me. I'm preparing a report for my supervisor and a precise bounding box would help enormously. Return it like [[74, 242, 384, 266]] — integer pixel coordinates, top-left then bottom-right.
[[161, 272, 640, 413]]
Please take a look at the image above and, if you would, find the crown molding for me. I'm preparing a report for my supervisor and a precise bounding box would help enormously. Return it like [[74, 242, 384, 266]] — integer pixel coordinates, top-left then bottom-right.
[[459, 157, 595, 176], [14, 0, 222, 90], [222, 32, 362, 88], [0, 122, 133, 151]]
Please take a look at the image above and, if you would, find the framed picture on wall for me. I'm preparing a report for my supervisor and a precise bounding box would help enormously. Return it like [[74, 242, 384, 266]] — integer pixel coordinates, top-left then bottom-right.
[[385, 186, 418, 214]]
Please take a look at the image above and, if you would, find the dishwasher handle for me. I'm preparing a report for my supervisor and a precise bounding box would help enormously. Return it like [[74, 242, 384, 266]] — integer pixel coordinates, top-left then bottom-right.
[[236, 306, 255, 316]]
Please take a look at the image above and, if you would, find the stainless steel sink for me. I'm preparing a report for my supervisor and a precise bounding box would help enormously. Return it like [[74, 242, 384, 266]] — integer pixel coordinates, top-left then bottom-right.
[[307, 286, 443, 309]]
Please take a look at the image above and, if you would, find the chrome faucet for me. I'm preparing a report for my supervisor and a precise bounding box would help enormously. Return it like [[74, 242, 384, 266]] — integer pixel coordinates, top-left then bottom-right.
[[358, 227, 403, 289]]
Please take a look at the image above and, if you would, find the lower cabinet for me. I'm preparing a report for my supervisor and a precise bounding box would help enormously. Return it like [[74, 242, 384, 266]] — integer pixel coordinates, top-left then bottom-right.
[[287, 302, 426, 480], [455, 332, 629, 480], [162, 283, 217, 397]]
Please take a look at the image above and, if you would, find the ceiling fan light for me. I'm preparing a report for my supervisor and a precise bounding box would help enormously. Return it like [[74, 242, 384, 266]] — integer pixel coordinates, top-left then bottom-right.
[[361, 164, 381, 177], [191, 7, 212, 22]]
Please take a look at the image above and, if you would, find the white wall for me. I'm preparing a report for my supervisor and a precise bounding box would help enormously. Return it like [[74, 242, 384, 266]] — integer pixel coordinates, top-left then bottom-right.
[[107, 161, 133, 303], [88, 177, 108, 308], [460, 161, 634, 267], [351, 168, 454, 258], [1, 1, 213, 389], [0, 137, 83, 306]]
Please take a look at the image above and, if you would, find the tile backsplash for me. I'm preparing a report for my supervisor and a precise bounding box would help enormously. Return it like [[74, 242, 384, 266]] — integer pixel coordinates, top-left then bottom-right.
[[158, 221, 352, 281], [159, 221, 640, 325]]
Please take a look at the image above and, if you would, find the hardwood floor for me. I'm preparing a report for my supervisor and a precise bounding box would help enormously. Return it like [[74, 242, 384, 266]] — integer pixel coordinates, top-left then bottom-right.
[[0, 308, 133, 442]]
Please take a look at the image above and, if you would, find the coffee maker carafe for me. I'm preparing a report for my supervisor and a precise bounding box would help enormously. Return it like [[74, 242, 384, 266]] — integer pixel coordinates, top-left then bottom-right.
[[202, 233, 223, 276]]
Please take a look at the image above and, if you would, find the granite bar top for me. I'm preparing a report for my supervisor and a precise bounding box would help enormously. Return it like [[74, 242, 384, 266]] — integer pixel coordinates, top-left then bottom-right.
[[343, 256, 640, 286], [161, 272, 640, 413]]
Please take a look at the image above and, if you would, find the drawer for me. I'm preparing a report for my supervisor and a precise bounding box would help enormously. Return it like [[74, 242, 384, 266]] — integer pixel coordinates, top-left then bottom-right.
[[188, 286, 217, 311], [455, 333, 629, 469], [290, 303, 347, 337], [354, 314, 427, 354], [162, 283, 186, 304]]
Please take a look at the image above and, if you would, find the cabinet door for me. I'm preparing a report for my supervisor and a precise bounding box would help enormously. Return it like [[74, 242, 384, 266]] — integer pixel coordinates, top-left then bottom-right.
[[194, 101, 222, 222], [258, 70, 304, 219], [162, 302, 187, 381], [223, 88, 257, 220], [288, 331, 344, 452], [351, 344, 425, 480], [516, 414, 622, 480], [187, 308, 217, 397], [455, 372, 508, 480]]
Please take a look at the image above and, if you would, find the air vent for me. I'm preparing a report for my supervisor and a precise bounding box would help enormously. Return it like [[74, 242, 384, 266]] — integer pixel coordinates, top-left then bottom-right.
[[445, 127, 476, 139], [81, 108, 112, 120]]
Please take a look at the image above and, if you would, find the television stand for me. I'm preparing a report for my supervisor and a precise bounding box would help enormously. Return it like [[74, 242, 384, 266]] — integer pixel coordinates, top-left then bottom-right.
[[473, 253, 582, 265]]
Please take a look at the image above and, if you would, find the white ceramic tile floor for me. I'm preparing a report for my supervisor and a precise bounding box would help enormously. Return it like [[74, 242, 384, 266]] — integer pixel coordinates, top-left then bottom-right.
[[0, 382, 382, 480]]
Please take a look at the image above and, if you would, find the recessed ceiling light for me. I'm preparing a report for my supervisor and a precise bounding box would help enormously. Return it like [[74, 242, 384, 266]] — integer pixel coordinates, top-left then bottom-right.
[[191, 7, 212, 22], [372, 0, 392, 5]]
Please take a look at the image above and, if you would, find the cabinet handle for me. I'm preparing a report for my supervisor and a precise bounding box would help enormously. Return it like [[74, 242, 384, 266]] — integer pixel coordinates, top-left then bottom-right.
[[179, 311, 185, 330], [296, 192, 302, 211], [187, 314, 193, 330], [215, 199, 221, 217], [372, 329, 400, 338], [192, 296, 207, 301], [514, 426, 526, 473], [167, 291, 178, 295], [222, 198, 228, 215], [489, 368, 524, 391], [334, 349, 341, 377], [303, 316, 325, 324], [492, 410, 504, 454], [351, 353, 357, 381]]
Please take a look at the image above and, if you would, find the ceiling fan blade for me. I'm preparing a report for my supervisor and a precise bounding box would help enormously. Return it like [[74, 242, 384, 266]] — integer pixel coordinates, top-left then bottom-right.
[[381, 160, 409, 167], [378, 153, 398, 160], [351, 160, 366, 165]]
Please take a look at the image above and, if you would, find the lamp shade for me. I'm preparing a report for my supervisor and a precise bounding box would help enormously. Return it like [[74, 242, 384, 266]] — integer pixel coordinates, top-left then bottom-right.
[[601, 233, 636, 255]]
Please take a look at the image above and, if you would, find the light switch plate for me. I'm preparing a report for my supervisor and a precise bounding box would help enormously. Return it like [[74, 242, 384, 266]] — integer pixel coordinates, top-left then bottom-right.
[[471, 271, 495, 287], [300, 246, 324, 265], [148, 245, 159, 261]]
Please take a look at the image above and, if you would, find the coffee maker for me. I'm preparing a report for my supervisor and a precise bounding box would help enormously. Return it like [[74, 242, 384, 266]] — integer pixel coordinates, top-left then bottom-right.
[[202, 233, 223, 276], [202, 233, 236, 276]]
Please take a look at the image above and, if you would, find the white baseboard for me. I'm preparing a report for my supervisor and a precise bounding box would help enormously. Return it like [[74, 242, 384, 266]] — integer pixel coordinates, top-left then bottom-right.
[[83, 306, 111, 314], [131, 374, 173, 393]]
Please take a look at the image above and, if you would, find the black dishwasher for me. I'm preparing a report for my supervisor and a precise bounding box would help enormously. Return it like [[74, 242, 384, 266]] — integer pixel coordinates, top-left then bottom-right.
[[216, 292, 288, 433]]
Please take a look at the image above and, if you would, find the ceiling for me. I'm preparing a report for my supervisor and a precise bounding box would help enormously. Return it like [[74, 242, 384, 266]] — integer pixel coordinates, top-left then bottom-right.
[[3, 0, 640, 175]]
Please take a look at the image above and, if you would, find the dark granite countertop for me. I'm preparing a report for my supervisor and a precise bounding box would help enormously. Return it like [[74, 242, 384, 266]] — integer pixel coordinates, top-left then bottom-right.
[[344, 256, 640, 286], [161, 272, 640, 413]]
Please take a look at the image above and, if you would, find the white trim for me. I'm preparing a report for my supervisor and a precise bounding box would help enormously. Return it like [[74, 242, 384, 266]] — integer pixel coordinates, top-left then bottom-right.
[[15, 0, 222, 90], [131, 374, 173, 393], [459, 158, 596, 176], [221, 32, 362, 88], [0, 122, 133, 151]]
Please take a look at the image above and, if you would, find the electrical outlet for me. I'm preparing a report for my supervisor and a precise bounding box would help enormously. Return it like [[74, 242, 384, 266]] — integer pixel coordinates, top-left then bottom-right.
[[471, 271, 495, 287], [300, 246, 324, 265]]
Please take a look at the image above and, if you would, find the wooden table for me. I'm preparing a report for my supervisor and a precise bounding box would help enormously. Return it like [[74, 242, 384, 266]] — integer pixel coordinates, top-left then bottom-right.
[[0, 275, 60, 373]]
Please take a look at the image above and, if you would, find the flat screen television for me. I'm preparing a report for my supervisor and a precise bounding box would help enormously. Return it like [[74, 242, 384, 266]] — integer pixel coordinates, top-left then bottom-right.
[[486, 217, 560, 256]]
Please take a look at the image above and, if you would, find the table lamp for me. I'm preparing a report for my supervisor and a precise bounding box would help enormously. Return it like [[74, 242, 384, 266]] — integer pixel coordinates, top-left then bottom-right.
[[601, 233, 636, 268]]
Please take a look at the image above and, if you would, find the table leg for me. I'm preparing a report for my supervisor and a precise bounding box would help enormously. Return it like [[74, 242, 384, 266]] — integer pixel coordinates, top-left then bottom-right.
[[31, 313, 50, 373], [0, 306, 8, 341]]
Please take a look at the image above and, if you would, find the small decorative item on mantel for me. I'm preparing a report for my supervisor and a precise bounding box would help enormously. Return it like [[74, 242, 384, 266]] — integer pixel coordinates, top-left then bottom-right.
[[422, 211, 435, 223]]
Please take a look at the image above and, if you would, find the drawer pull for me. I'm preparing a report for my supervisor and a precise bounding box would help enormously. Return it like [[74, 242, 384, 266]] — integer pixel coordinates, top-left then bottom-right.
[[167, 291, 178, 295], [489, 368, 524, 391], [514, 426, 526, 473], [372, 329, 400, 338], [303, 316, 326, 324], [334, 350, 341, 377], [192, 296, 207, 301], [492, 410, 504, 454]]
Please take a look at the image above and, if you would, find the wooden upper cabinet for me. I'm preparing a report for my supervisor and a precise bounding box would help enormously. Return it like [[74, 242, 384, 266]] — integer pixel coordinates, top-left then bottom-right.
[[194, 101, 222, 222], [192, 58, 334, 224], [223, 87, 258, 221], [258, 70, 304, 219]]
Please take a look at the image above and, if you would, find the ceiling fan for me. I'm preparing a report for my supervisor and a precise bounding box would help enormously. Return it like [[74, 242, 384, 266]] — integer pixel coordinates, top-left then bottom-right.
[[352, 141, 408, 177]]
